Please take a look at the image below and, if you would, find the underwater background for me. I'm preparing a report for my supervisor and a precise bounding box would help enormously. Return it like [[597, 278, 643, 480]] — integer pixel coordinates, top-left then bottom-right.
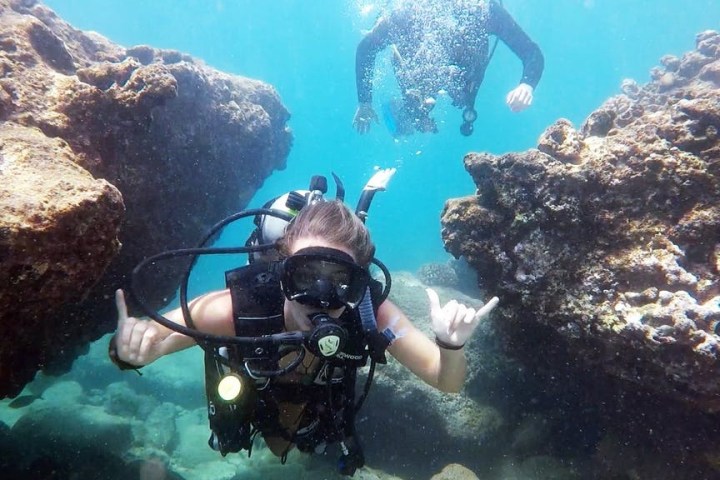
[[3, 1, 720, 479], [42, 0, 720, 278]]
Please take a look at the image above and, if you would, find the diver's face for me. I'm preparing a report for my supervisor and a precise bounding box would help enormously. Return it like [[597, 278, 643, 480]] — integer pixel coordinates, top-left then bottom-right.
[[283, 236, 354, 331]]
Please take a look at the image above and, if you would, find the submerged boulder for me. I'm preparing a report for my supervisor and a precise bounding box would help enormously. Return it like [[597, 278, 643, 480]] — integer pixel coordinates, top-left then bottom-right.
[[441, 30, 720, 477], [443, 29, 720, 412], [0, 0, 292, 397]]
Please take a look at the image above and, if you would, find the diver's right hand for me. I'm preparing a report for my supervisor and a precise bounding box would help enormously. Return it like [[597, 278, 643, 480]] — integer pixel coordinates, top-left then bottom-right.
[[353, 103, 378, 134], [506, 83, 534, 112], [114, 289, 166, 367]]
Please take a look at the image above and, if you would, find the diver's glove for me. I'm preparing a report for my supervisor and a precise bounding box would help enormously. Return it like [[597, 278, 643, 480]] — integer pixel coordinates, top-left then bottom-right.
[[506, 82, 534, 112], [352, 102, 378, 134], [426, 288, 499, 349]]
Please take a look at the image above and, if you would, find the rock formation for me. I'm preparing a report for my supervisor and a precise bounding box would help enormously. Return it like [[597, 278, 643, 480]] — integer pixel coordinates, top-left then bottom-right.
[[442, 30, 720, 413], [0, 0, 292, 397], [362, 273, 507, 476], [441, 30, 720, 478]]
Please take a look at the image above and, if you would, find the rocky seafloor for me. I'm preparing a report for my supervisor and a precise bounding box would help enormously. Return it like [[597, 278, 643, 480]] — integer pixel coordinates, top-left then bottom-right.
[[0, 269, 585, 480]]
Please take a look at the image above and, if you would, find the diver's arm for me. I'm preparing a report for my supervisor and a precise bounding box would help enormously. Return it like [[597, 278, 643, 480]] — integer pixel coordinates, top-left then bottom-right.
[[110, 288, 234, 368], [355, 16, 392, 104], [487, 1, 544, 89], [378, 299, 468, 393]]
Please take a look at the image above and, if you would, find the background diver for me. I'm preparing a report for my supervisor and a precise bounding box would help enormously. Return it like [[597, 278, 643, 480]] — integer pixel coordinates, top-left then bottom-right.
[[352, 0, 544, 137], [108, 171, 499, 476]]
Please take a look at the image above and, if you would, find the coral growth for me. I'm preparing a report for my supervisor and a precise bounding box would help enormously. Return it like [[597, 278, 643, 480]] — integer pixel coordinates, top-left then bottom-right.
[[442, 31, 720, 412], [0, 0, 292, 397]]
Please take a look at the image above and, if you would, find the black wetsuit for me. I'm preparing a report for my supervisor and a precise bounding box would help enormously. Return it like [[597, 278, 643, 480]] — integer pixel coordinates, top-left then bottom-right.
[[355, 0, 544, 111]]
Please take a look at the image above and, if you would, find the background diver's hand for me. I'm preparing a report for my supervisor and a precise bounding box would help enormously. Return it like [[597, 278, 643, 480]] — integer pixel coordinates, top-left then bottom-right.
[[353, 102, 378, 134], [426, 288, 500, 348], [114, 289, 167, 367], [506, 83, 534, 112]]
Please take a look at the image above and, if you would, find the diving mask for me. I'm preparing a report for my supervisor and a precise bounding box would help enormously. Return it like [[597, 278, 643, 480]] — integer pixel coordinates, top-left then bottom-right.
[[281, 247, 369, 310]]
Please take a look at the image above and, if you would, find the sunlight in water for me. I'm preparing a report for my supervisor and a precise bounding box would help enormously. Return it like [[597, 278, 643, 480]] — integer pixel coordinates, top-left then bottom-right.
[[360, 3, 375, 17]]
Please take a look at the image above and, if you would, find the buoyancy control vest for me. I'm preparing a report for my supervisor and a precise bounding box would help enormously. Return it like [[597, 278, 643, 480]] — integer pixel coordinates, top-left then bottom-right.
[[205, 261, 389, 475]]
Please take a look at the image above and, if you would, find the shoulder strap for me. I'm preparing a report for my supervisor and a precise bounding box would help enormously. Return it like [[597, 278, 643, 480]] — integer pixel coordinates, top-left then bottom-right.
[[357, 279, 391, 364], [368, 278, 385, 311], [225, 262, 285, 336]]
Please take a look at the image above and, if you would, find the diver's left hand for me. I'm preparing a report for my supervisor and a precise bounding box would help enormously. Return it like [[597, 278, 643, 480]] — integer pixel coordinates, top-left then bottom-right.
[[426, 288, 499, 348], [506, 83, 534, 112], [353, 102, 379, 134]]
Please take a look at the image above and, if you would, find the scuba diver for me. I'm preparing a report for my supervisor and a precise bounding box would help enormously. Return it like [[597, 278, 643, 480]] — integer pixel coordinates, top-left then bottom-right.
[[108, 169, 499, 476], [352, 0, 544, 137]]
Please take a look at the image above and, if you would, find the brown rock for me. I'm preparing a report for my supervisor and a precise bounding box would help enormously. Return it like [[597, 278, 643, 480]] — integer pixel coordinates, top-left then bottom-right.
[[660, 54, 680, 72], [537, 118, 584, 163], [430, 464, 480, 480], [26, 17, 75, 73], [442, 30, 720, 413], [125, 45, 155, 65], [76, 59, 139, 90], [700, 60, 720, 85], [580, 107, 615, 137], [0, 0, 291, 396], [0, 123, 123, 392]]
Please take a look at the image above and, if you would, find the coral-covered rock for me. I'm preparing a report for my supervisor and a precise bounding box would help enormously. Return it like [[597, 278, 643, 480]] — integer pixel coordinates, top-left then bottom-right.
[[0, 0, 292, 397], [417, 261, 459, 287], [0, 122, 124, 393], [538, 118, 585, 163], [360, 272, 507, 475], [430, 463, 480, 480], [441, 31, 720, 414]]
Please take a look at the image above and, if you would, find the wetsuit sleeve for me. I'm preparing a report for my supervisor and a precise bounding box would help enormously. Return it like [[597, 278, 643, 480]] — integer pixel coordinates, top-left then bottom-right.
[[355, 16, 392, 104], [487, 1, 544, 88]]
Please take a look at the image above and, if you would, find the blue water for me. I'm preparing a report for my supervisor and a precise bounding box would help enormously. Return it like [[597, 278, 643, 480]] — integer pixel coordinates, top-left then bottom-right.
[[43, 0, 720, 282]]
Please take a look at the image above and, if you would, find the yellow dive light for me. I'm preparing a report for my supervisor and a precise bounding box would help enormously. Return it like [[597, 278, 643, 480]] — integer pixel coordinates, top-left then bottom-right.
[[217, 374, 244, 402]]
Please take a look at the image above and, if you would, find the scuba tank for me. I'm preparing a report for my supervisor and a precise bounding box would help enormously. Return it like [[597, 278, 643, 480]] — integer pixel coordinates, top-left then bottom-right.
[[246, 175, 343, 263]]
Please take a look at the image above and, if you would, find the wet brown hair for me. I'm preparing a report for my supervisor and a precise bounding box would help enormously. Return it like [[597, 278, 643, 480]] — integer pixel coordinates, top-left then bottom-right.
[[277, 200, 376, 267]]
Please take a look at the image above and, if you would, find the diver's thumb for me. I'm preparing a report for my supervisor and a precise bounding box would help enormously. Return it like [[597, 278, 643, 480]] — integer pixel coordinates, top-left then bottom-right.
[[426, 288, 442, 314]]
